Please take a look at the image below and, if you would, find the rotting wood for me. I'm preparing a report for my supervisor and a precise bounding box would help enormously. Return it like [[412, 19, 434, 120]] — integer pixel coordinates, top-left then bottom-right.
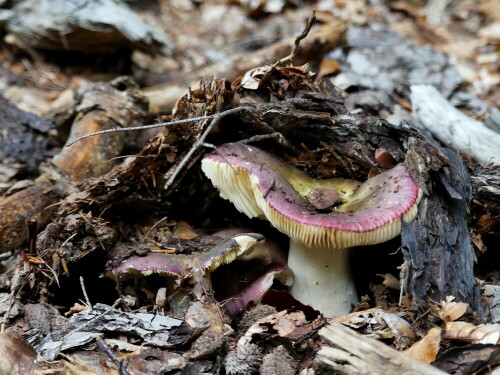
[[142, 20, 346, 114], [402, 143, 487, 320], [0, 178, 59, 252], [315, 321, 447, 375], [0, 78, 148, 253]]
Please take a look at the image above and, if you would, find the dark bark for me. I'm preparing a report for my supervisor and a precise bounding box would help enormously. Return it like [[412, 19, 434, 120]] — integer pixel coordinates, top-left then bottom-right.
[[402, 146, 487, 320]]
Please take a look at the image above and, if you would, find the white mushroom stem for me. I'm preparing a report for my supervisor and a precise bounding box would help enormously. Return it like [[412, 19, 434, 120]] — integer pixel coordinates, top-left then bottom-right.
[[287, 241, 358, 317]]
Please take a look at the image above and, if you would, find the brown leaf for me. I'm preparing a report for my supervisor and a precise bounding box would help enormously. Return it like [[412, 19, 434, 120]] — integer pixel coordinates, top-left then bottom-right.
[[333, 307, 384, 328], [404, 327, 442, 364], [173, 221, 198, 239], [241, 66, 272, 90], [437, 296, 468, 322], [376, 273, 400, 290], [317, 59, 341, 79]]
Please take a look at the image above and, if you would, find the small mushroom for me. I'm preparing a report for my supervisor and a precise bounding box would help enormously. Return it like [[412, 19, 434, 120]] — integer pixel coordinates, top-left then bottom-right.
[[201, 143, 421, 317], [110, 233, 292, 316]]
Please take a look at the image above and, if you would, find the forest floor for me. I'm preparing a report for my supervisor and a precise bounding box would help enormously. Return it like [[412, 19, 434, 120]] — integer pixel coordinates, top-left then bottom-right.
[[0, 1, 499, 374]]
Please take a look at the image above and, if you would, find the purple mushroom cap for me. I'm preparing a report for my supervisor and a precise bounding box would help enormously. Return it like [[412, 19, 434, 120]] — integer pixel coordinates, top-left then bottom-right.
[[201, 143, 421, 249]]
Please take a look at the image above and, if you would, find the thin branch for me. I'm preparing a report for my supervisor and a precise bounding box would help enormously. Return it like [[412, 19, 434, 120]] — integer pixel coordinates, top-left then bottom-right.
[[163, 106, 250, 190], [80, 276, 92, 308], [65, 114, 222, 147], [96, 337, 130, 375], [238, 132, 283, 144], [271, 9, 316, 68]]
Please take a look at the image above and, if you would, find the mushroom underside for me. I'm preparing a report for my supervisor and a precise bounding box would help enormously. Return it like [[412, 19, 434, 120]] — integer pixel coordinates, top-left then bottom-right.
[[201, 143, 421, 316]]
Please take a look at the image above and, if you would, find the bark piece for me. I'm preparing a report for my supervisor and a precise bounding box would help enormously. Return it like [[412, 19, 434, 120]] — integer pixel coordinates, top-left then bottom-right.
[[69, 303, 190, 347], [0, 0, 171, 53], [333, 25, 462, 98], [0, 178, 59, 251], [0, 78, 147, 253], [127, 348, 187, 374], [411, 85, 500, 166], [0, 293, 22, 319], [185, 331, 226, 360], [401, 145, 486, 319], [315, 321, 447, 375], [0, 96, 55, 179], [485, 285, 500, 324], [54, 78, 148, 181]]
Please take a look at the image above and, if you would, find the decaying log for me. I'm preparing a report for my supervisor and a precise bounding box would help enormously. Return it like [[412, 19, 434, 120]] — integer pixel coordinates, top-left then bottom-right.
[[142, 21, 346, 113], [402, 142, 487, 320], [54, 78, 148, 181], [0, 78, 148, 253], [0, 96, 55, 180], [0, 178, 59, 253], [315, 321, 447, 375], [411, 85, 500, 166]]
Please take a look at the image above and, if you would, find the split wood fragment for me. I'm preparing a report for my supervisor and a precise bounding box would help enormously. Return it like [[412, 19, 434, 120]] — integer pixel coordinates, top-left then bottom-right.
[[411, 85, 500, 166], [0, 80, 147, 253], [315, 321, 447, 375]]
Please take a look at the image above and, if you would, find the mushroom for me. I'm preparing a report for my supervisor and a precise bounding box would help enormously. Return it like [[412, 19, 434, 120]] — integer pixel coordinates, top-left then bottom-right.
[[110, 233, 292, 316], [201, 143, 421, 316]]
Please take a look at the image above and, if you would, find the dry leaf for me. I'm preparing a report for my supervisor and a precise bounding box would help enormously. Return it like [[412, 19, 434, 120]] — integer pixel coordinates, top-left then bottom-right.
[[437, 296, 468, 322], [379, 312, 416, 340], [404, 327, 442, 364], [246, 310, 308, 337], [241, 66, 272, 89], [376, 273, 400, 290], [173, 221, 198, 239], [333, 307, 384, 328], [445, 322, 500, 344], [317, 59, 341, 80]]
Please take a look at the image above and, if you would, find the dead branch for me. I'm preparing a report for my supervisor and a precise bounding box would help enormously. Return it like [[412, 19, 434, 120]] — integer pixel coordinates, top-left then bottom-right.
[[96, 337, 130, 375], [163, 106, 251, 190], [271, 9, 316, 68], [65, 113, 221, 147], [316, 321, 447, 375]]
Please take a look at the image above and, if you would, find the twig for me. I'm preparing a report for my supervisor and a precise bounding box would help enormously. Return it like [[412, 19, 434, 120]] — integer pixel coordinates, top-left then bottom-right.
[[96, 337, 130, 375], [271, 9, 316, 68], [65, 113, 239, 147], [80, 276, 92, 308], [144, 216, 169, 241], [163, 106, 250, 190], [238, 132, 283, 144]]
